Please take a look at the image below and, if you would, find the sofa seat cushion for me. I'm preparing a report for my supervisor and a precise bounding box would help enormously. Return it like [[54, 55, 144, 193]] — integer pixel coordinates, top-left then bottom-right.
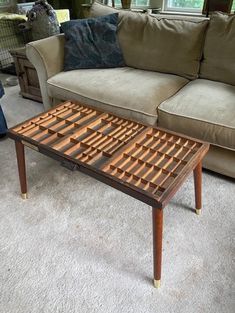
[[158, 79, 235, 151], [47, 67, 188, 125]]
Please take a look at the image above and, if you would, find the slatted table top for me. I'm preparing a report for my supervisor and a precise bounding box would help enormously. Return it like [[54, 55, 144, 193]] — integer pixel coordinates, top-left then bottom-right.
[[8, 101, 209, 208]]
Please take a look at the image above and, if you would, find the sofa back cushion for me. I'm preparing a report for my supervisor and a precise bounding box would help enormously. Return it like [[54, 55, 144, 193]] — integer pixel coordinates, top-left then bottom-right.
[[89, 2, 208, 80], [200, 12, 235, 86], [118, 14, 207, 80], [89, 1, 121, 17]]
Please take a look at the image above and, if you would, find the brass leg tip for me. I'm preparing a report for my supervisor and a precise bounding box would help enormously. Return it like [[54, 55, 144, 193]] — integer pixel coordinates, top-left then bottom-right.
[[153, 279, 161, 288], [21, 193, 28, 200], [196, 209, 201, 215]]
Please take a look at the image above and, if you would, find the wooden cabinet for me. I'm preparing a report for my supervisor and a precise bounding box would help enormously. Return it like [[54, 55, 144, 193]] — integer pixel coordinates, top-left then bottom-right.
[[10, 47, 42, 103]]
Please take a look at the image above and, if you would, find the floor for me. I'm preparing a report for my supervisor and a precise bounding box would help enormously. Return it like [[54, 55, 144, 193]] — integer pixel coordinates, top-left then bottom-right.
[[0, 74, 234, 313]]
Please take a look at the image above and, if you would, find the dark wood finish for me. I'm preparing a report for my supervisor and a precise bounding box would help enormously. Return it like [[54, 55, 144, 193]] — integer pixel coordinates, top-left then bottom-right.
[[194, 161, 202, 210], [8, 100, 210, 287], [152, 207, 163, 283], [10, 47, 42, 103], [15, 141, 27, 195]]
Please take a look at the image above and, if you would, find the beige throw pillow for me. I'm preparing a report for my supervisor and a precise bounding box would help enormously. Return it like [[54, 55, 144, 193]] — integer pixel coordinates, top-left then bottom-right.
[[89, 1, 120, 17], [200, 12, 235, 86]]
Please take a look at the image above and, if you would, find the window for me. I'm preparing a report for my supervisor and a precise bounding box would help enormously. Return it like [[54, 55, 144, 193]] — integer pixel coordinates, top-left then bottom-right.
[[164, 0, 235, 13], [164, 0, 204, 12], [108, 0, 235, 12], [232, 0, 235, 11], [0, 0, 11, 7], [108, 0, 149, 7]]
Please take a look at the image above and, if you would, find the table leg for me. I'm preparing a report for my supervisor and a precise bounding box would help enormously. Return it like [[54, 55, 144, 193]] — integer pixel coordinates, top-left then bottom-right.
[[193, 161, 202, 215], [152, 207, 163, 288], [15, 141, 27, 199]]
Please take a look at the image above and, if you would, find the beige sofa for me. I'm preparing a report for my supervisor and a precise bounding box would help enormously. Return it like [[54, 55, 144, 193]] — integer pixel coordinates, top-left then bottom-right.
[[26, 2, 235, 178]]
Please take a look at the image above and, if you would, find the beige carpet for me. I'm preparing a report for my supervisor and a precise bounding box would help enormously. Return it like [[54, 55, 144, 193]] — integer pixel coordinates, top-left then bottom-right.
[[0, 75, 234, 313]]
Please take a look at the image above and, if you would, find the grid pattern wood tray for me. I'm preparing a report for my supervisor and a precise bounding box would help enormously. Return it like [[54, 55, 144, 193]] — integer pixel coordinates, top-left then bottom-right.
[[12, 101, 146, 166], [9, 101, 209, 208], [102, 128, 202, 201]]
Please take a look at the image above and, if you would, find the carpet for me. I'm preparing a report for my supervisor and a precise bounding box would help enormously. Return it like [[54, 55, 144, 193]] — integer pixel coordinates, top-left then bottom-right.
[[0, 75, 234, 313]]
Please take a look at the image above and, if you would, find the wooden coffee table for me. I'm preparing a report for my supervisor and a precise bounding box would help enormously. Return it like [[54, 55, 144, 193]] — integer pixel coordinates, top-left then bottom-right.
[[8, 101, 209, 288]]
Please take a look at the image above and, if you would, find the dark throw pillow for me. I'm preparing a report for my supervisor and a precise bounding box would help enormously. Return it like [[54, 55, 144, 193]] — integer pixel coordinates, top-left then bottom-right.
[[61, 19, 80, 33], [62, 13, 125, 71]]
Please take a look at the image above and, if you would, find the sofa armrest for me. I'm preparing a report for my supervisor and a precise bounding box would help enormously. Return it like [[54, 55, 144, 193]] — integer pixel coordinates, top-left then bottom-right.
[[26, 34, 65, 110]]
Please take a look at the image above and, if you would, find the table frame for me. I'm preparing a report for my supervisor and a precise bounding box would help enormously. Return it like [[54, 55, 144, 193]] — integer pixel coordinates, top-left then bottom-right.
[[9, 101, 209, 288]]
